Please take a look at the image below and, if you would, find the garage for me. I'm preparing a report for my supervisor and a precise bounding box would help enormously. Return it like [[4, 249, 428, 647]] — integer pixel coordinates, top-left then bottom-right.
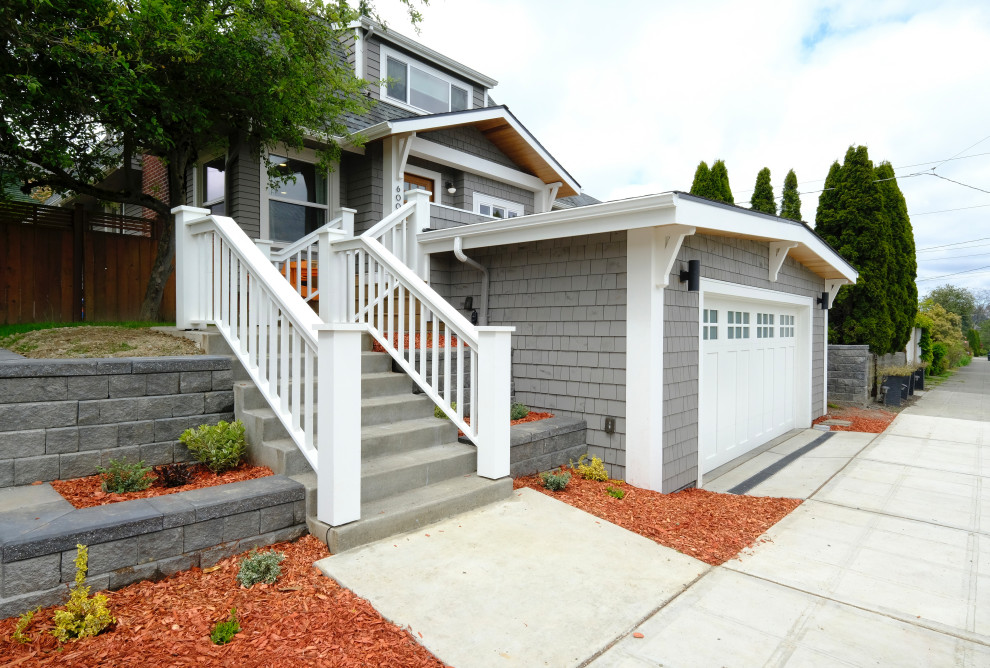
[[698, 283, 813, 475]]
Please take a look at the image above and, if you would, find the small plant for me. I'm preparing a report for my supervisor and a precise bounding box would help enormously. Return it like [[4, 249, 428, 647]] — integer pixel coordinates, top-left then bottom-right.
[[210, 608, 240, 645], [510, 402, 530, 420], [96, 458, 153, 493], [51, 544, 115, 642], [606, 485, 626, 499], [156, 462, 195, 488], [539, 468, 571, 491], [12, 606, 41, 643], [179, 420, 246, 474], [236, 549, 286, 587], [434, 401, 456, 420], [576, 454, 609, 482]]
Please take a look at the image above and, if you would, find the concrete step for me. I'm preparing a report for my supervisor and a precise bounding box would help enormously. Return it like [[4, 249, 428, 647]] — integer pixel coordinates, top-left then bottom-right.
[[250, 437, 314, 476], [361, 393, 435, 427], [361, 442, 477, 503], [307, 475, 513, 554], [233, 369, 412, 412], [361, 417, 458, 460]]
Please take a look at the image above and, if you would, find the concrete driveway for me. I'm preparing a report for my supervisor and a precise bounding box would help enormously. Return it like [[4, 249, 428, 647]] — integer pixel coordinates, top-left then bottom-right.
[[595, 358, 990, 667]]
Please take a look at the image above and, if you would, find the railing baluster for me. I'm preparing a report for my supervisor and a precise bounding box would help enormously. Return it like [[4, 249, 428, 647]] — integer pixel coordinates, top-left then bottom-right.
[[456, 337, 464, 421], [268, 300, 278, 390], [280, 314, 289, 414], [357, 251, 365, 324], [212, 234, 221, 322], [238, 262, 248, 356], [220, 242, 230, 335], [443, 323, 451, 404], [291, 329, 301, 433], [470, 349, 479, 439], [258, 286, 268, 384], [418, 299, 426, 377], [398, 283, 405, 362], [431, 315, 439, 398], [304, 345, 313, 451]]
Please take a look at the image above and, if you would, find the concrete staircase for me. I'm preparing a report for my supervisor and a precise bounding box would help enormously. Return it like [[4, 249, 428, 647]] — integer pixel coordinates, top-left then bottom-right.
[[232, 333, 512, 553]]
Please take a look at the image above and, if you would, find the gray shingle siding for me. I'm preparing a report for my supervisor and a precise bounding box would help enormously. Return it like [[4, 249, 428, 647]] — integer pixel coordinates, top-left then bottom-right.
[[472, 87, 485, 109], [229, 143, 260, 239], [419, 127, 516, 168], [661, 233, 827, 492], [341, 144, 382, 236], [432, 232, 628, 479]]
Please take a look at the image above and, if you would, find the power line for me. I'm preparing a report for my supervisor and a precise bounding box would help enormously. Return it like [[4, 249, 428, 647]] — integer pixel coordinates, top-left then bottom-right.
[[917, 264, 990, 281], [916, 236, 990, 251], [918, 250, 990, 262], [912, 203, 990, 216], [931, 133, 990, 171], [917, 241, 990, 254], [928, 172, 990, 195]]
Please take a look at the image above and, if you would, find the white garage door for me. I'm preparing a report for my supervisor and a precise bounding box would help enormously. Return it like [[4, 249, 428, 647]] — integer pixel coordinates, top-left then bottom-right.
[[699, 293, 808, 474]]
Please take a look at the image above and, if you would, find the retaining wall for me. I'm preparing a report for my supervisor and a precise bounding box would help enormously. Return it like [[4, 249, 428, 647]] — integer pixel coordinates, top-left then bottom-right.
[[0, 357, 235, 487], [0, 475, 306, 618], [827, 345, 872, 404], [507, 416, 587, 477]]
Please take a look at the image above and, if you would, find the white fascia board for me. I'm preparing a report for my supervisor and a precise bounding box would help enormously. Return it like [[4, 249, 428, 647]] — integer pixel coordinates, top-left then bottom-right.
[[419, 193, 679, 252], [409, 137, 546, 192], [355, 17, 498, 89], [673, 195, 858, 282]]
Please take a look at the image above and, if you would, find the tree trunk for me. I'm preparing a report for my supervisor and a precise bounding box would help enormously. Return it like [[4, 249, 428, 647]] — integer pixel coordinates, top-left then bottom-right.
[[139, 152, 188, 321]]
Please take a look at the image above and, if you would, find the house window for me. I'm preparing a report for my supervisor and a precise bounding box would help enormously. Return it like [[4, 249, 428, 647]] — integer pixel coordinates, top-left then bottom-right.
[[780, 314, 795, 338], [702, 309, 718, 340], [726, 311, 750, 339], [383, 47, 471, 115], [474, 194, 523, 219], [202, 157, 225, 215], [756, 313, 775, 338], [268, 154, 327, 242]]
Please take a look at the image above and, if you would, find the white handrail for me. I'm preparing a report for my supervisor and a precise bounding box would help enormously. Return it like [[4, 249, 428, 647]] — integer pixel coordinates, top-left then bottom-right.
[[265, 209, 356, 307]]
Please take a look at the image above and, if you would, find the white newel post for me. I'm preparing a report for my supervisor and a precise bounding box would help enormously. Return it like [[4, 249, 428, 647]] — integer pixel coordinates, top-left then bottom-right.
[[407, 189, 432, 280], [340, 207, 356, 237], [319, 228, 349, 323], [254, 239, 273, 260], [315, 323, 365, 526], [172, 206, 210, 330], [475, 326, 514, 478]]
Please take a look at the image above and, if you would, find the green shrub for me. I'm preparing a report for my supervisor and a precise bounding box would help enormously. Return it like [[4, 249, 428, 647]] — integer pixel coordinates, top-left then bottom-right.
[[606, 485, 625, 500], [930, 342, 948, 375], [210, 608, 240, 645], [12, 606, 40, 643], [539, 469, 571, 491], [156, 462, 194, 488], [434, 401, 456, 420], [96, 458, 153, 493], [510, 402, 529, 420], [576, 455, 609, 482], [179, 420, 246, 474], [236, 549, 285, 587], [51, 545, 115, 642]]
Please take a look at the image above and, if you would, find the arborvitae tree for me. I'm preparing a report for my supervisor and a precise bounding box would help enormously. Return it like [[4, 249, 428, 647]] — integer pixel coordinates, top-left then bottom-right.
[[709, 159, 734, 203], [875, 161, 917, 353], [779, 169, 802, 220], [750, 167, 776, 215], [690, 161, 715, 199], [815, 146, 896, 354]]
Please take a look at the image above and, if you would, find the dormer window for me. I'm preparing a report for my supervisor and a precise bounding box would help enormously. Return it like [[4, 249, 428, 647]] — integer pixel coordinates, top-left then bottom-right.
[[382, 46, 471, 115]]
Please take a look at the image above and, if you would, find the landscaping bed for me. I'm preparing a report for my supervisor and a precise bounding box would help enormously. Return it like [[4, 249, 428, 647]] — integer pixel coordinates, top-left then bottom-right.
[[514, 472, 800, 566], [812, 405, 896, 433], [0, 535, 447, 667], [0, 325, 201, 359], [51, 464, 274, 509]]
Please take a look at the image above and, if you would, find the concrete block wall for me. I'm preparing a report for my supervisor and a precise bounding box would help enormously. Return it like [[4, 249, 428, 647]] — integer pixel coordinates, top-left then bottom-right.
[[828, 345, 872, 404], [0, 476, 306, 619], [0, 357, 235, 488], [433, 231, 628, 478], [508, 416, 587, 477]]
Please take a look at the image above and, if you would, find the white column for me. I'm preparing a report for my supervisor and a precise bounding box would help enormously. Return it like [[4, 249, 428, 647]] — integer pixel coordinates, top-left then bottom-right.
[[407, 189, 432, 281], [172, 206, 210, 330], [475, 326, 514, 479], [340, 207, 356, 237], [254, 239, 273, 260], [319, 228, 350, 323], [315, 323, 365, 526]]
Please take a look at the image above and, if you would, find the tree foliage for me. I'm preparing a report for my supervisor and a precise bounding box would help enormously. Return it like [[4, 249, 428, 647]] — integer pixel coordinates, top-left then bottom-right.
[[689, 159, 733, 204], [925, 284, 976, 331], [0, 0, 406, 318], [779, 168, 802, 220], [875, 161, 917, 352], [750, 167, 776, 215], [689, 161, 715, 198], [917, 301, 967, 371]]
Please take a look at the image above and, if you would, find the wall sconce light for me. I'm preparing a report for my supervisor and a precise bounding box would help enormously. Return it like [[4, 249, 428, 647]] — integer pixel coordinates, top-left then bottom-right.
[[816, 291, 829, 310], [446, 181, 457, 194], [463, 296, 473, 310], [679, 259, 700, 292]]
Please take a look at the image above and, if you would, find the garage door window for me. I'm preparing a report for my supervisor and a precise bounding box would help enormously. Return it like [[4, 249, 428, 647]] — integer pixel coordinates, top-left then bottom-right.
[[726, 311, 750, 339], [780, 314, 795, 338], [757, 313, 775, 338], [703, 309, 718, 340]]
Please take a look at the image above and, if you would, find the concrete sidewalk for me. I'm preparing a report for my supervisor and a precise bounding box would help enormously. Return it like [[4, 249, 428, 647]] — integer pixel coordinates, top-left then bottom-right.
[[595, 358, 990, 666]]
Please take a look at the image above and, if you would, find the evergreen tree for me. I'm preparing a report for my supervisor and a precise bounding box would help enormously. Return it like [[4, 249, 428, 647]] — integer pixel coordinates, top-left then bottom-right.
[[875, 161, 917, 352], [690, 161, 715, 198], [815, 146, 896, 354], [750, 167, 776, 215], [709, 159, 734, 203], [779, 169, 802, 220]]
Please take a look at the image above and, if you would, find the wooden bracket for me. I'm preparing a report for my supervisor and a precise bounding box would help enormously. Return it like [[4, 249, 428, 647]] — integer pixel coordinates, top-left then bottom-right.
[[768, 241, 799, 282], [654, 225, 696, 288]]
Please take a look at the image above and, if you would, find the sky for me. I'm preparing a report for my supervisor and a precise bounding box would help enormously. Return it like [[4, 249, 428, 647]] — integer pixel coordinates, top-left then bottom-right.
[[374, 0, 990, 296]]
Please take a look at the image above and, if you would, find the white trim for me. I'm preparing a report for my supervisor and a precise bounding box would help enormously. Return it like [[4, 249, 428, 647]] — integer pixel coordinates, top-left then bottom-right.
[[402, 162, 442, 204], [823, 308, 829, 416], [409, 137, 547, 193], [825, 279, 848, 308], [352, 27, 364, 81], [472, 193, 523, 219], [379, 44, 474, 116], [768, 241, 798, 282], [259, 147, 336, 242]]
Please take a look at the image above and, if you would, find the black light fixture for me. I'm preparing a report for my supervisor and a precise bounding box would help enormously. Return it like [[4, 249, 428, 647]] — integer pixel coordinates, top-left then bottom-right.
[[463, 296, 473, 310], [679, 259, 700, 292], [445, 181, 457, 194], [816, 291, 829, 310]]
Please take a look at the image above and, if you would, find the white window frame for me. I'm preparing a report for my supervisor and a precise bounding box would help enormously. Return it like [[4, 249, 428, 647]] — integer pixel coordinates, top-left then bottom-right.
[[380, 44, 473, 116], [472, 193, 523, 219], [259, 147, 340, 242], [196, 151, 227, 212]]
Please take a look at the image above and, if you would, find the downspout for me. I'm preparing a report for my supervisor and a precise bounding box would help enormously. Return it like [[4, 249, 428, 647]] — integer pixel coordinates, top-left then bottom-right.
[[453, 236, 488, 326]]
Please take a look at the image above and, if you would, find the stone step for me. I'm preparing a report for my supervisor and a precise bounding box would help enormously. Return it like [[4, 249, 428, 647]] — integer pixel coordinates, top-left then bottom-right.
[[361, 442, 477, 504], [306, 474, 513, 554], [361, 417, 458, 460], [233, 369, 411, 412], [250, 437, 315, 476], [361, 393, 435, 427]]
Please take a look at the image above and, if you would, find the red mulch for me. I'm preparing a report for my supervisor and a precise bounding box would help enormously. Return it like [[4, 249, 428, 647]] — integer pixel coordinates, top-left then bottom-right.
[[372, 334, 458, 353], [514, 472, 801, 566], [812, 405, 896, 433], [0, 535, 448, 667], [51, 464, 274, 509], [457, 412, 553, 436]]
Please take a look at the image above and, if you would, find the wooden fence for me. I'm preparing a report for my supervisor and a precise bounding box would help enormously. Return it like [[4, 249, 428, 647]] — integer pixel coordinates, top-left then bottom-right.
[[0, 201, 175, 324]]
